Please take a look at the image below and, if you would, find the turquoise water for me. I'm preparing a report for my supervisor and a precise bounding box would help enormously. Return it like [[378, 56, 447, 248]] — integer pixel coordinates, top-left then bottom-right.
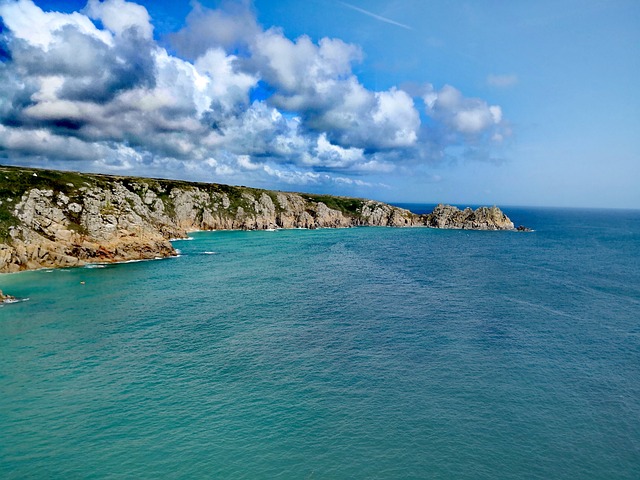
[[1, 207, 639, 479]]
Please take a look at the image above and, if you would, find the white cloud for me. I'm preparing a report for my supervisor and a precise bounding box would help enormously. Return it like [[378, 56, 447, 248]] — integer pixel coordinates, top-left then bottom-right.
[[23, 99, 89, 122], [84, 0, 153, 39], [301, 133, 364, 167], [253, 29, 361, 101], [250, 28, 420, 149], [262, 164, 321, 185], [487, 73, 518, 88], [0, 0, 509, 191], [236, 155, 261, 170], [0, 0, 112, 49], [355, 160, 395, 173], [169, 1, 261, 59], [372, 88, 420, 146], [316, 133, 363, 162], [0, 124, 108, 161], [261, 164, 375, 187], [194, 48, 258, 111], [423, 84, 504, 136]]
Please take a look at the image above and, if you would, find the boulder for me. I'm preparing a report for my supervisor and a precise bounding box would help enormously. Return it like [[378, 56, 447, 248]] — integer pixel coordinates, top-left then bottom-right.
[[0, 290, 16, 303]]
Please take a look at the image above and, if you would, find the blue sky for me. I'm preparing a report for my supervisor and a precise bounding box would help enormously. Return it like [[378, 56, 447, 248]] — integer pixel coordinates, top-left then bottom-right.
[[0, 0, 638, 208]]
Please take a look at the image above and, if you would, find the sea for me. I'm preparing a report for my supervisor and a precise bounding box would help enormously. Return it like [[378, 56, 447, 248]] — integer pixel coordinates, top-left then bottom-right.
[[1, 205, 639, 479]]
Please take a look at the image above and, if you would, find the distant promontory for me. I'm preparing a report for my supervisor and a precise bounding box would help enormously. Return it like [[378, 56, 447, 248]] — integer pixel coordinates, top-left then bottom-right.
[[0, 165, 516, 273]]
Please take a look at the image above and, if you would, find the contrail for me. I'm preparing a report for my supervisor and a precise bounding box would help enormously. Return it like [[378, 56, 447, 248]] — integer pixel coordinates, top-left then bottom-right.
[[339, 2, 413, 31]]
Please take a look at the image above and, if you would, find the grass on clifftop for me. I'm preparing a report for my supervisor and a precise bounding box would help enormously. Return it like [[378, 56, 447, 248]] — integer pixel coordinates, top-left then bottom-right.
[[0, 165, 377, 241], [0, 166, 99, 241], [301, 193, 366, 216]]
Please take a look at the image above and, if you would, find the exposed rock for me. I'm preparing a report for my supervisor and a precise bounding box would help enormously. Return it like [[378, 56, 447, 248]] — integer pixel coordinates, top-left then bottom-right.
[[360, 201, 420, 227], [422, 204, 515, 230], [0, 166, 521, 273], [0, 290, 16, 303]]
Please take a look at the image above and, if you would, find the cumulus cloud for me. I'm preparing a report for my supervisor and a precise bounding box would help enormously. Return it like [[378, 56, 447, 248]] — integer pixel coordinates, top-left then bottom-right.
[[0, 0, 111, 49], [249, 28, 420, 150], [0, 124, 107, 161], [423, 84, 504, 137], [300, 133, 364, 168], [252, 31, 361, 97], [169, 0, 261, 59], [194, 48, 257, 111], [0, 0, 509, 193], [84, 0, 153, 39]]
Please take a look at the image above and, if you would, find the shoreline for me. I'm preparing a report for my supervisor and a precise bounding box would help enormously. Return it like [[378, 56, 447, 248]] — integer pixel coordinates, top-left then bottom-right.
[[2, 222, 519, 276], [0, 224, 527, 302], [0, 165, 521, 284]]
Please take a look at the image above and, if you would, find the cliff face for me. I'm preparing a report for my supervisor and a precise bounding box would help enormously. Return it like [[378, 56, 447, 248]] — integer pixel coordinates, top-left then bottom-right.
[[0, 166, 421, 272], [0, 166, 515, 273]]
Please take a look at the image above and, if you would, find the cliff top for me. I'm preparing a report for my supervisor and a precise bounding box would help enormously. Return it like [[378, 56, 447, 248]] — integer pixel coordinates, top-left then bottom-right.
[[0, 164, 518, 275], [0, 164, 371, 242]]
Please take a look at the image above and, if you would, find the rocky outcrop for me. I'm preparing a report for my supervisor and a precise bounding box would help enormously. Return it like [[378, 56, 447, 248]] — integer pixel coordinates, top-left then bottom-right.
[[357, 201, 420, 227], [0, 290, 16, 303], [0, 167, 519, 273], [423, 204, 515, 230], [1, 184, 179, 273]]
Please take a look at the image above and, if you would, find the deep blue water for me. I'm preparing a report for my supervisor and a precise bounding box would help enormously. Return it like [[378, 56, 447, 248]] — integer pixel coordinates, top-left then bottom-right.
[[1, 206, 639, 479]]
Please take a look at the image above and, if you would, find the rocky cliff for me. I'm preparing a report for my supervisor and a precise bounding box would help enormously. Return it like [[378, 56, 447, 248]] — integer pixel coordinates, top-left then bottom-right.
[[0, 289, 16, 303], [0, 166, 516, 273], [423, 203, 515, 230]]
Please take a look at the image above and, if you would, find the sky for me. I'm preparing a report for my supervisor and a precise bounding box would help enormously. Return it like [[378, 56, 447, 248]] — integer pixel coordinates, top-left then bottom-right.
[[0, 0, 638, 208]]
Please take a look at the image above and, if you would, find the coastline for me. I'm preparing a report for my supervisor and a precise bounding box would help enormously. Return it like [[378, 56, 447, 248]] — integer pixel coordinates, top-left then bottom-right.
[[0, 166, 517, 275], [0, 221, 524, 304], [2, 193, 637, 480]]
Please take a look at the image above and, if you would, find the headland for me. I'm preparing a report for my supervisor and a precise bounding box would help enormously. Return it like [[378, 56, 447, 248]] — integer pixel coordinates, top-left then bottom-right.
[[0, 165, 516, 274]]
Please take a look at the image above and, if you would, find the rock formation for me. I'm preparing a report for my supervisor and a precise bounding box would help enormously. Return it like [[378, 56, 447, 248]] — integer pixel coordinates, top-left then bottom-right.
[[0, 290, 16, 303], [0, 166, 518, 273], [423, 204, 515, 230]]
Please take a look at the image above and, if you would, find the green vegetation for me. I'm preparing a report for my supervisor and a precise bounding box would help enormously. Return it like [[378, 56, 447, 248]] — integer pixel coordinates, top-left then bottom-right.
[[301, 193, 366, 216], [0, 208, 18, 242], [0, 166, 98, 241], [0, 164, 379, 241]]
